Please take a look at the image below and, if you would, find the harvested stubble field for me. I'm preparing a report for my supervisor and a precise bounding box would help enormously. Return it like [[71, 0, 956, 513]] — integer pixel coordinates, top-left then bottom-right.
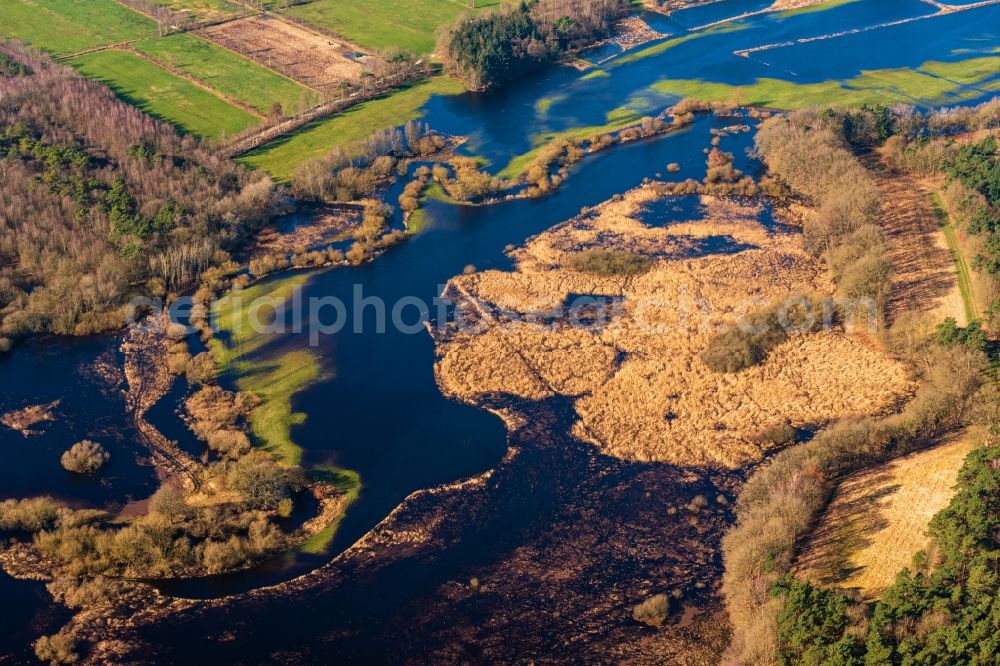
[[793, 432, 979, 599], [197, 15, 366, 94], [434, 188, 915, 468]]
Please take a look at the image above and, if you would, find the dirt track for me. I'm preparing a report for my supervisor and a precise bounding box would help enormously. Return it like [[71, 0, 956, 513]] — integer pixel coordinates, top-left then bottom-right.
[[862, 153, 966, 326]]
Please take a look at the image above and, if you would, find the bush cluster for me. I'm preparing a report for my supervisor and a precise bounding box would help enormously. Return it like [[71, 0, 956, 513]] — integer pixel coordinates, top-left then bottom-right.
[[756, 111, 892, 323], [565, 249, 654, 276], [702, 295, 832, 373], [60, 441, 110, 475]]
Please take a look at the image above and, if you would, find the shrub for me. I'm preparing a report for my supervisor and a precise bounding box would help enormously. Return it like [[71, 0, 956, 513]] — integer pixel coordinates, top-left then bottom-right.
[[754, 421, 798, 447], [705, 294, 837, 373], [46, 574, 126, 609], [565, 250, 654, 276], [185, 351, 217, 386], [34, 632, 78, 665], [60, 441, 110, 475], [701, 325, 766, 373], [149, 483, 187, 520], [633, 593, 671, 627], [201, 536, 246, 574], [227, 451, 289, 510], [0, 497, 61, 532], [206, 429, 252, 459]]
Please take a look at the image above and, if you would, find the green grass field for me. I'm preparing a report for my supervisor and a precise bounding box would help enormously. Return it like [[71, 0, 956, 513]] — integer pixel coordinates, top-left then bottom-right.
[[499, 110, 649, 179], [285, 0, 506, 54], [0, 0, 156, 55], [238, 75, 465, 180], [299, 465, 361, 554], [135, 33, 320, 115], [71, 49, 259, 138]]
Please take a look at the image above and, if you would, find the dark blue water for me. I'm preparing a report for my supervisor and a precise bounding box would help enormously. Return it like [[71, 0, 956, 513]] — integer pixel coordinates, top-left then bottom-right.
[[159, 116, 718, 598], [3, 0, 999, 655], [0, 336, 157, 506], [425, 0, 996, 171], [0, 571, 71, 660]]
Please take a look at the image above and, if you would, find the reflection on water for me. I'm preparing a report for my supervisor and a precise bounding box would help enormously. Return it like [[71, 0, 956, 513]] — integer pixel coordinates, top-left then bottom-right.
[[161, 116, 723, 599], [2, 0, 999, 652], [0, 336, 158, 507]]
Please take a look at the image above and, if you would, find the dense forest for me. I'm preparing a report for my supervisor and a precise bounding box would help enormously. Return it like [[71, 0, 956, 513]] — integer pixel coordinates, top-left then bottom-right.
[[0, 41, 278, 349], [440, 0, 630, 89]]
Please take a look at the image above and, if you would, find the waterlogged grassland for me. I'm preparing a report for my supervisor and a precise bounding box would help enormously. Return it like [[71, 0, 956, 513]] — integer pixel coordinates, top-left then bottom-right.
[[498, 111, 649, 179], [299, 466, 361, 554], [70, 49, 259, 138], [238, 76, 466, 181], [210, 272, 322, 465], [648, 55, 1000, 110], [285, 0, 507, 53], [1, 0, 156, 55], [211, 272, 361, 549], [135, 33, 320, 115]]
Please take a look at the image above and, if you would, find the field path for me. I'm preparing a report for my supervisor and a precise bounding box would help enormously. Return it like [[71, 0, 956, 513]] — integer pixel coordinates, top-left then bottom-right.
[[794, 432, 978, 599], [862, 152, 967, 326]]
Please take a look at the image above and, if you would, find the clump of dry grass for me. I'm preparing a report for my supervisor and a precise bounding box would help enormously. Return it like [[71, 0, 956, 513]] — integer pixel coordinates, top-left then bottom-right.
[[434, 186, 914, 468]]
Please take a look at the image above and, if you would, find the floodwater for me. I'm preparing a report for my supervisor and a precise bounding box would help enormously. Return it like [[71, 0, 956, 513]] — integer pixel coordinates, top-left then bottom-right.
[[1, 0, 997, 658]]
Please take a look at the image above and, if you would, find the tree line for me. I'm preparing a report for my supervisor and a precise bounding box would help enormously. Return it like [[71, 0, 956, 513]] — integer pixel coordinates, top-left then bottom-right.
[[769, 430, 1000, 664], [439, 0, 630, 90], [871, 100, 1000, 323], [0, 41, 279, 351], [719, 101, 1000, 664]]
